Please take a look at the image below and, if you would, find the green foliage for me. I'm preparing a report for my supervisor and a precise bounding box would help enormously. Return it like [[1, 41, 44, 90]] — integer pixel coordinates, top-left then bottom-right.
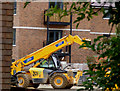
[[79, 29, 120, 90], [46, 2, 120, 29], [24, 2, 30, 8], [108, 3, 120, 26], [86, 56, 96, 71], [78, 2, 120, 90], [46, 2, 98, 28]]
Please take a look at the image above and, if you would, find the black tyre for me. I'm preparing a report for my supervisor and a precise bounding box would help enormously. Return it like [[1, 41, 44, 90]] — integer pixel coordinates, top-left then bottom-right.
[[50, 73, 68, 89], [17, 74, 30, 88], [33, 84, 39, 89], [66, 84, 73, 89]]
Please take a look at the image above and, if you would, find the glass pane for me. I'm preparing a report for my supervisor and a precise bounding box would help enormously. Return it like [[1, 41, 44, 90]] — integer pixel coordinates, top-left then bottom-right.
[[55, 31, 61, 40], [55, 32, 59, 40], [48, 31, 62, 44], [49, 2, 55, 8], [58, 32, 61, 39], [39, 59, 48, 68], [55, 31, 62, 52], [48, 57, 55, 68], [49, 32, 54, 43], [103, 10, 110, 19], [57, 2, 61, 9], [14, 1, 17, 14], [49, 2, 63, 9], [13, 29, 16, 45]]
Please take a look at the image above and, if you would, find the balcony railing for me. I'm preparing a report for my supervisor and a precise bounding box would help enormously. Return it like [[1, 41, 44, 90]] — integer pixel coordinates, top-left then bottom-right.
[[44, 10, 70, 25]]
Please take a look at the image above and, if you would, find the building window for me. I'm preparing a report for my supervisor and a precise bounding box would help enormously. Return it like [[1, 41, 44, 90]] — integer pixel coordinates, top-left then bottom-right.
[[49, 1, 63, 9], [48, 30, 62, 44], [103, 10, 110, 19], [14, 1, 17, 14], [13, 29, 16, 46]]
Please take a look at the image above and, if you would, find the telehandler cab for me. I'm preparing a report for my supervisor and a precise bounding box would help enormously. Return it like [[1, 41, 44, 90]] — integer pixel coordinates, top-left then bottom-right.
[[11, 35, 90, 89]]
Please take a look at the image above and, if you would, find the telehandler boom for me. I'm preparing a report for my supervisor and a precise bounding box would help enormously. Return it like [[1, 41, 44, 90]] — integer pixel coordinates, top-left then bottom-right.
[[11, 34, 90, 89]]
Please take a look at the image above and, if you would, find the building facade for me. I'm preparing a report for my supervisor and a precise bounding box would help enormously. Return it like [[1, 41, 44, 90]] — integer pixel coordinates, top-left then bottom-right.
[[12, 2, 115, 63], [0, 2, 14, 91]]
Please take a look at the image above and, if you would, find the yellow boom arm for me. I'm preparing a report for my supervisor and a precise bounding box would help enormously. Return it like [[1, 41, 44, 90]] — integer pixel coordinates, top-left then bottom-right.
[[11, 35, 89, 75]]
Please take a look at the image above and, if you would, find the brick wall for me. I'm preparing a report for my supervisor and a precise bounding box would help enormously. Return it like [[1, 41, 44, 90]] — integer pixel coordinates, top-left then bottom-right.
[[0, 2, 14, 91], [12, 2, 114, 63]]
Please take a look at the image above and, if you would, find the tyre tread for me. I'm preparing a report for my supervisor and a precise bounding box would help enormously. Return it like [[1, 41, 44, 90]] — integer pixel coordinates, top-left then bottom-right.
[[50, 73, 68, 89]]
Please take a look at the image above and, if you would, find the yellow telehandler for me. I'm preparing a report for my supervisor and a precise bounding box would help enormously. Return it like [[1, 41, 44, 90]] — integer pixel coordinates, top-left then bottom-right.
[[11, 34, 90, 89]]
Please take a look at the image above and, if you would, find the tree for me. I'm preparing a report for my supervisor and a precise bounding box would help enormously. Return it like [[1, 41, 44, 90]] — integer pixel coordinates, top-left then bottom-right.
[[25, 1, 120, 90]]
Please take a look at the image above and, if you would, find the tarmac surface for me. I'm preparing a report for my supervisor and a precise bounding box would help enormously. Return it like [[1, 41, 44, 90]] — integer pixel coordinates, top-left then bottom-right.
[[27, 84, 84, 91], [11, 84, 101, 91], [27, 84, 101, 91]]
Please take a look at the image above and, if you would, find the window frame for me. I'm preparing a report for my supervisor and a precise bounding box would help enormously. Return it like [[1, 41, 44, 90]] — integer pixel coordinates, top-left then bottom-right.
[[49, 1, 63, 10], [14, 1, 17, 15], [103, 9, 111, 20], [48, 30, 62, 44], [13, 28, 16, 46]]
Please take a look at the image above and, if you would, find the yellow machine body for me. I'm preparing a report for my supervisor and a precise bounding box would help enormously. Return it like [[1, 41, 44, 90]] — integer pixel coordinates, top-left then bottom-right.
[[11, 34, 90, 89], [11, 35, 89, 75], [29, 68, 44, 79]]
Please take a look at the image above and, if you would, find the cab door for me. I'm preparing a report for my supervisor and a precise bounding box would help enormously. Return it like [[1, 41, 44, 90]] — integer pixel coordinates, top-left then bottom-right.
[[29, 57, 56, 84]]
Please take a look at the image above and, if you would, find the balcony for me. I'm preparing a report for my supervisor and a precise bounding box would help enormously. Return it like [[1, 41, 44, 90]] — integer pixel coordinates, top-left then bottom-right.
[[44, 10, 71, 26]]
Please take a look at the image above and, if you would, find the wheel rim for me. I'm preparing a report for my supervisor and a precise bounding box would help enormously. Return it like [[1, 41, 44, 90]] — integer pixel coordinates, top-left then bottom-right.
[[54, 76, 63, 86], [18, 77, 24, 86]]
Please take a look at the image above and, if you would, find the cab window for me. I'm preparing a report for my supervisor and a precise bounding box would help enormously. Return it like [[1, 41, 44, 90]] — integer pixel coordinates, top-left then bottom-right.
[[39, 59, 49, 68], [48, 58, 55, 68], [39, 57, 55, 68]]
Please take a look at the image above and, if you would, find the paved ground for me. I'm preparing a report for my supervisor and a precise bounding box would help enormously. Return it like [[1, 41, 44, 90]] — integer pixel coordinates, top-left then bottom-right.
[[27, 84, 101, 91], [27, 84, 85, 91], [11, 84, 101, 91]]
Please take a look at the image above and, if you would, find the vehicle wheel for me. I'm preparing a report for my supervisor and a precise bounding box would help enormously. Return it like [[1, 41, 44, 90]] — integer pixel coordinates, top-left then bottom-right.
[[33, 84, 39, 89], [17, 74, 30, 88], [50, 73, 68, 89], [66, 84, 73, 89]]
